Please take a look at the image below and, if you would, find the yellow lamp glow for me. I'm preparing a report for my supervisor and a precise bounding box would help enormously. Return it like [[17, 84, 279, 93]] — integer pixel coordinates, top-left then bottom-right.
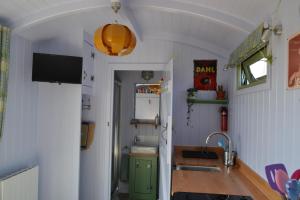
[[94, 24, 136, 56]]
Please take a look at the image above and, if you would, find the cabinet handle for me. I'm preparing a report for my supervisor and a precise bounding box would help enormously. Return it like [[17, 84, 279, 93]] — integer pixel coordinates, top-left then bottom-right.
[[147, 164, 151, 168], [91, 52, 95, 59], [90, 75, 94, 82], [147, 186, 152, 191]]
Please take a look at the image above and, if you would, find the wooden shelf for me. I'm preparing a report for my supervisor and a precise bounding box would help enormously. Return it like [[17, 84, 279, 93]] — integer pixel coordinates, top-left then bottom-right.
[[130, 119, 160, 128], [187, 98, 228, 105]]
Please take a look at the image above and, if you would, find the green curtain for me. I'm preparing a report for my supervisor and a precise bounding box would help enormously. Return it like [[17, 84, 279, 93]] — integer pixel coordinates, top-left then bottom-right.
[[0, 25, 11, 139], [228, 23, 267, 67]]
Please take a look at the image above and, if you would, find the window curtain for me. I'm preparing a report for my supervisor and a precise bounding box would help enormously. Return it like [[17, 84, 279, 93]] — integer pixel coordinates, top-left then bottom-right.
[[228, 23, 268, 67], [0, 25, 11, 139]]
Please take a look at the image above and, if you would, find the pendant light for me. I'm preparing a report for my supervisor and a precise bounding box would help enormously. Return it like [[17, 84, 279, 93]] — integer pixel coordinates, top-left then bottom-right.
[[94, 0, 136, 56]]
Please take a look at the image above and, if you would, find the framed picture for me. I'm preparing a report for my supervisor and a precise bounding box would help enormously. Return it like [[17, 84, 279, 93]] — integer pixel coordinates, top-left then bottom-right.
[[194, 60, 217, 90], [288, 33, 300, 89]]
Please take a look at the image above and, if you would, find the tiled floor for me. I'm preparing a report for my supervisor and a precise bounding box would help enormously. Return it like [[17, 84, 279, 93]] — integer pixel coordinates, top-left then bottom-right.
[[112, 192, 129, 200]]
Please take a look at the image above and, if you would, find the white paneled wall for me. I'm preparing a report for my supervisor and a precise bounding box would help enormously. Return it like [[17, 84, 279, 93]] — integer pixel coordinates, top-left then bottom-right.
[[36, 83, 81, 200], [229, 0, 300, 178], [106, 40, 174, 64], [35, 40, 82, 200], [0, 35, 38, 177], [173, 43, 228, 146], [80, 95, 97, 200]]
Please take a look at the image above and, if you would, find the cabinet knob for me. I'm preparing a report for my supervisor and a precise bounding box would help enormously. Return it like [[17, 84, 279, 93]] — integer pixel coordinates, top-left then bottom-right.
[[147, 164, 151, 168]]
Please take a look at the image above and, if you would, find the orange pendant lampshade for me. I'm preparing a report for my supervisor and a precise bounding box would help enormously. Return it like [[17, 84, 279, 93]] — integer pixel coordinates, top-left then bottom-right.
[[94, 24, 136, 56]]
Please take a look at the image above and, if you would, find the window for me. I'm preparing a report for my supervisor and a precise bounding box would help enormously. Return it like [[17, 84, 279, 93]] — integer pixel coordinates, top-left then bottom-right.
[[238, 48, 268, 89]]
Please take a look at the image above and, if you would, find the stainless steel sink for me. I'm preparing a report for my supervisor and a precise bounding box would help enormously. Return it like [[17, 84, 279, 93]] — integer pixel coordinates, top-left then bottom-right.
[[175, 165, 221, 172]]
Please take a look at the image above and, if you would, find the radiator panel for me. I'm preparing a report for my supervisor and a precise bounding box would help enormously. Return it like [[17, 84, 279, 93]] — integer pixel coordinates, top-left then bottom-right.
[[0, 166, 38, 200]]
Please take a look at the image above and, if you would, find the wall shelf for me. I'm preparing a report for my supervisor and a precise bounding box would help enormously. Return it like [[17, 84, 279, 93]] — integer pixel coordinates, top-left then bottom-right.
[[130, 119, 160, 128], [187, 98, 228, 105]]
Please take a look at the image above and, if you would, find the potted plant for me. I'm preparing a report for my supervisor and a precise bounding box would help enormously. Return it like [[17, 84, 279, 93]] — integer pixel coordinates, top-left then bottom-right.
[[216, 85, 226, 100], [187, 88, 197, 99]]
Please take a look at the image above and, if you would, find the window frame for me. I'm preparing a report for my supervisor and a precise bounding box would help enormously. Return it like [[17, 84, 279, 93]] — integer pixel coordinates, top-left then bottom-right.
[[237, 47, 268, 90]]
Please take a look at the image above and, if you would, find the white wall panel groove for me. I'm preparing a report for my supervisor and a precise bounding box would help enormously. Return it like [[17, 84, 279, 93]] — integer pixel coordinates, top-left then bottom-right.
[[0, 36, 38, 178], [229, 0, 300, 178]]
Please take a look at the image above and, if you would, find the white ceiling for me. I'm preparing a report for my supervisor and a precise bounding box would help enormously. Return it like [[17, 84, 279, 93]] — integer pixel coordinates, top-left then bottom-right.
[[0, 0, 279, 57]]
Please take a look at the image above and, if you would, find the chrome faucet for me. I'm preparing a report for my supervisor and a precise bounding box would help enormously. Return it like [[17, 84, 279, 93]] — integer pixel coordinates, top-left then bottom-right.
[[205, 132, 234, 166]]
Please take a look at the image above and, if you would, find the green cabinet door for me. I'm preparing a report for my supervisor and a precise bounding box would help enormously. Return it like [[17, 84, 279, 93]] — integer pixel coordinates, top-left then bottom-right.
[[129, 155, 157, 200], [134, 159, 152, 193]]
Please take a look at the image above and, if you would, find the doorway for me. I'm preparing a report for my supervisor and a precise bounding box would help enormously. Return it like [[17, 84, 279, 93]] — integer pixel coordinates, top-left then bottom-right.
[[110, 69, 164, 200], [105, 63, 174, 200]]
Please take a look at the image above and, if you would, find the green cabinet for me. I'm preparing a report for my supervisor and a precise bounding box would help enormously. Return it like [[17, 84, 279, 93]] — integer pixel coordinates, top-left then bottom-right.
[[129, 155, 158, 200]]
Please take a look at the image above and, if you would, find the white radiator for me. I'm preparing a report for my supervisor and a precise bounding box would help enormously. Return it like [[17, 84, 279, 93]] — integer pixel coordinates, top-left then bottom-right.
[[0, 166, 38, 200]]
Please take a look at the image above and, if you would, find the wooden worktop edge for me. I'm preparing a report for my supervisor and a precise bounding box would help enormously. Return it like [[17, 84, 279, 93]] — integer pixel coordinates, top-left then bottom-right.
[[237, 159, 282, 200]]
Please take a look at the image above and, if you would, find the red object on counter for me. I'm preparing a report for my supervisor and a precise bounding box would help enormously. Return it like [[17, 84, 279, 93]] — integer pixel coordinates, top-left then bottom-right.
[[220, 107, 228, 132]]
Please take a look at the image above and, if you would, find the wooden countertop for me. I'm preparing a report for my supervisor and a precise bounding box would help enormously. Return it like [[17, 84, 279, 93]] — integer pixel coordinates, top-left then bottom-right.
[[172, 146, 277, 200]]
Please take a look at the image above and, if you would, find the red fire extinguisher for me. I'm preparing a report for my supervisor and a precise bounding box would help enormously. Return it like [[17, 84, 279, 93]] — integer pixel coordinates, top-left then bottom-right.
[[220, 107, 228, 132]]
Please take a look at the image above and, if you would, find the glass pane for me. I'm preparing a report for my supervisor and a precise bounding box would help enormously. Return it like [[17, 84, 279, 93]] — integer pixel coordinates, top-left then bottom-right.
[[241, 69, 249, 86], [249, 58, 267, 79], [237, 47, 268, 89]]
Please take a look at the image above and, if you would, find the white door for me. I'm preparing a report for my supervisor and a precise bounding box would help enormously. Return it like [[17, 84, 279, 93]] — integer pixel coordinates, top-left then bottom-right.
[[159, 59, 173, 200]]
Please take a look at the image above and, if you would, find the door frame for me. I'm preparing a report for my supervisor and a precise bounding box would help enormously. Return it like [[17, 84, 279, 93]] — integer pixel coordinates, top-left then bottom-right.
[[106, 63, 165, 200]]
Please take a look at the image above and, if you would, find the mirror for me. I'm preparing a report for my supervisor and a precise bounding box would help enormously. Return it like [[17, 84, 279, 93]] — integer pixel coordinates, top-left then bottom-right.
[[134, 83, 160, 120]]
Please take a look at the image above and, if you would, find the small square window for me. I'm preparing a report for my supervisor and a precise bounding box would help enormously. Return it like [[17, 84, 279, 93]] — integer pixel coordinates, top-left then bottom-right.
[[237, 48, 268, 89]]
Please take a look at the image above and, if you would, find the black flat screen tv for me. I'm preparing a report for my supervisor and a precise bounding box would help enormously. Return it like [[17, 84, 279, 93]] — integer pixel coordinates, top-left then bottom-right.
[[32, 53, 83, 84]]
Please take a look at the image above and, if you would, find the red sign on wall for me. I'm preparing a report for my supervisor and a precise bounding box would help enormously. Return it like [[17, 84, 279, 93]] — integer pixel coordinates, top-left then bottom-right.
[[194, 60, 217, 90]]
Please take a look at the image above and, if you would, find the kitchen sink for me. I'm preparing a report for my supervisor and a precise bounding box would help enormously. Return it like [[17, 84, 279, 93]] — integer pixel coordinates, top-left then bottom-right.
[[182, 150, 218, 159], [131, 145, 158, 154], [175, 165, 221, 172]]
